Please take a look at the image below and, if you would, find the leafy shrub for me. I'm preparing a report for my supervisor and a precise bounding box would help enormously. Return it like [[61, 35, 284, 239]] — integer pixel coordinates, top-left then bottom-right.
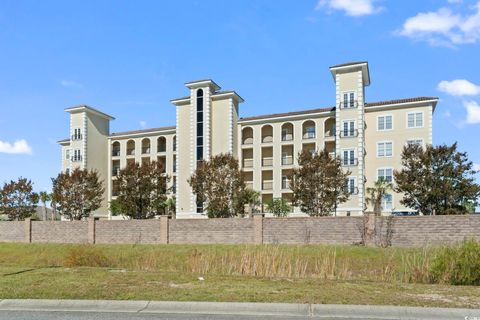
[[429, 239, 480, 285], [64, 246, 110, 268]]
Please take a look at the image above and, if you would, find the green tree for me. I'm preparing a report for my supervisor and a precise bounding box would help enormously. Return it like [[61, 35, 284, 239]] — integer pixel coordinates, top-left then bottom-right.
[[394, 143, 480, 215], [51, 168, 104, 220], [38, 191, 51, 221], [290, 149, 351, 216], [163, 197, 176, 217], [265, 198, 291, 217], [189, 154, 246, 218], [366, 179, 393, 216], [0, 178, 38, 221], [115, 160, 170, 219]]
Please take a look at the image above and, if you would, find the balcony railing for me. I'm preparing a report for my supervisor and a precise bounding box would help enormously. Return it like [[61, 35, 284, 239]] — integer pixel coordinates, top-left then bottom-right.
[[342, 158, 358, 166], [281, 156, 293, 165], [71, 134, 82, 141], [142, 147, 151, 154], [281, 133, 293, 141], [242, 137, 253, 145], [262, 135, 273, 143], [344, 186, 359, 195], [262, 180, 273, 190], [324, 129, 336, 137], [303, 131, 316, 139], [157, 145, 166, 153], [339, 100, 358, 109], [243, 159, 253, 168], [112, 149, 120, 157], [127, 148, 135, 156], [262, 157, 273, 167], [340, 129, 358, 138], [112, 168, 120, 176]]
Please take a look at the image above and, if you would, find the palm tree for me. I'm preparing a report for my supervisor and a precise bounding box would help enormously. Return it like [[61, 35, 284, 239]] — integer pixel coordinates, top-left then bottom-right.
[[38, 191, 51, 221], [243, 189, 261, 218], [164, 197, 176, 218], [366, 179, 393, 216]]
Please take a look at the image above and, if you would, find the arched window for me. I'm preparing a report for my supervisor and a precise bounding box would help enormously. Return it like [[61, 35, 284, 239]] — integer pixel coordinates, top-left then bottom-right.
[[281, 123, 294, 141], [302, 120, 316, 139], [157, 137, 166, 153], [261, 125, 273, 143], [127, 140, 135, 156]]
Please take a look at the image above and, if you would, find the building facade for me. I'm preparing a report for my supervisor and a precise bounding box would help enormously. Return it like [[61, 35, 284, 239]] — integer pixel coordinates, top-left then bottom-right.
[[58, 61, 437, 219]]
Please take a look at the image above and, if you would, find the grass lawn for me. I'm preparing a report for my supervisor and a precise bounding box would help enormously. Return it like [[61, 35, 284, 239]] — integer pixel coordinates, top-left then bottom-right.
[[0, 243, 479, 308]]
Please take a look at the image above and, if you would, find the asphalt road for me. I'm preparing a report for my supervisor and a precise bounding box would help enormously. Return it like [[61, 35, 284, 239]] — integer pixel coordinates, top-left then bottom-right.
[[0, 311, 378, 320]]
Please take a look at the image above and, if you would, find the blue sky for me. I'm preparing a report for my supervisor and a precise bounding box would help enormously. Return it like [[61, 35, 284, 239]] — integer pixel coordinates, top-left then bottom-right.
[[1, 0, 480, 192]]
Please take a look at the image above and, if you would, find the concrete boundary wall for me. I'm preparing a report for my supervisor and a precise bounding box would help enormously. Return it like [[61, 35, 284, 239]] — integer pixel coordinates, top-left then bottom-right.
[[0, 215, 479, 247]]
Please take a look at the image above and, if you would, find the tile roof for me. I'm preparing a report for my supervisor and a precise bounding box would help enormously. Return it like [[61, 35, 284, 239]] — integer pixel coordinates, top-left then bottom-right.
[[365, 96, 438, 107], [110, 126, 176, 137]]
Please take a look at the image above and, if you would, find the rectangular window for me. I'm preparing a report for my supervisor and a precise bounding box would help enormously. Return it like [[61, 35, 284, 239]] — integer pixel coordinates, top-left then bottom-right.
[[407, 139, 423, 147], [382, 194, 393, 211], [72, 128, 82, 140], [342, 92, 356, 108], [377, 142, 393, 157], [342, 149, 356, 166], [346, 177, 356, 194], [378, 115, 393, 131], [377, 168, 393, 183], [65, 149, 70, 160], [342, 120, 356, 137], [73, 149, 82, 162], [407, 112, 423, 128], [282, 176, 289, 189]]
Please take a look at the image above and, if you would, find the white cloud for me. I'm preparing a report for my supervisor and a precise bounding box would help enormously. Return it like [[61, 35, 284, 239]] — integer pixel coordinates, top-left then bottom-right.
[[438, 79, 480, 96], [140, 121, 147, 129], [60, 80, 83, 88], [399, 2, 480, 46], [464, 100, 480, 124], [315, 0, 382, 17], [0, 139, 33, 155]]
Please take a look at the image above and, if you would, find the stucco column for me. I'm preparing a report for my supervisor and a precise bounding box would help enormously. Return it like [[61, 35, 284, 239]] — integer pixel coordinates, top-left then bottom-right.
[[253, 214, 264, 244], [160, 216, 170, 244], [87, 217, 96, 244], [24, 218, 31, 243]]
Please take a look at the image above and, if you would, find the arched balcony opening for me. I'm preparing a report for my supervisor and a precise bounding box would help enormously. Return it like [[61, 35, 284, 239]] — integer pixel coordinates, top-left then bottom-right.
[[157, 136, 166, 153], [242, 127, 253, 145], [324, 117, 336, 137], [302, 120, 316, 139], [126, 140, 135, 156], [112, 141, 120, 157], [261, 125, 273, 143], [281, 123, 294, 141], [141, 138, 151, 154]]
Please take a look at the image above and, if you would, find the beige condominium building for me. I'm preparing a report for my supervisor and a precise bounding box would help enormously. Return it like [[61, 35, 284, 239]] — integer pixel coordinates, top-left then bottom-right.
[[58, 61, 438, 219]]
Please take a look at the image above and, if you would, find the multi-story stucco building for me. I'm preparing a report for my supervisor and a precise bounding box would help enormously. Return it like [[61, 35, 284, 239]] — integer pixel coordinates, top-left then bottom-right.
[[58, 61, 438, 219]]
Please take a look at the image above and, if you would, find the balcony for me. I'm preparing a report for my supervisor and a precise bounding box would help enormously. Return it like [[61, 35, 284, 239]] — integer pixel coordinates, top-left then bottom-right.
[[281, 156, 293, 166], [303, 131, 316, 140], [142, 147, 151, 154], [339, 100, 358, 109], [112, 149, 120, 157], [262, 180, 273, 190], [157, 145, 166, 153], [281, 179, 290, 190], [340, 129, 358, 138], [342, 158, 358, 167], [112, 168, 120, 176], [243, 137, 254, 145], [345, 186, 359, 195], [71, 134, 83, 141], [281, 133, 293, 142], [127, 148, 135, 156], [245, 181, 254, 189], [262, 157, 273, 167], [243, 158, 253, 168]]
